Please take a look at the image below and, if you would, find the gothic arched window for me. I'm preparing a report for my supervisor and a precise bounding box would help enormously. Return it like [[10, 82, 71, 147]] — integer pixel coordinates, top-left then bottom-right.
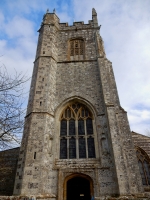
[[136, 147, 150, 185], [69, 39, 84, 60], [60, 102, 95, 159]]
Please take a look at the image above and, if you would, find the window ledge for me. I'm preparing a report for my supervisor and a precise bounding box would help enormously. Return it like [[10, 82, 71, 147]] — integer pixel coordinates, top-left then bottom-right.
[[54, 158, 102, 169]]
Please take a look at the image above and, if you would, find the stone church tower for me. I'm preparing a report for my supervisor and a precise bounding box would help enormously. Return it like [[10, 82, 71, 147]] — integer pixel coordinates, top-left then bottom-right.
[[13, 8, 144, 199]]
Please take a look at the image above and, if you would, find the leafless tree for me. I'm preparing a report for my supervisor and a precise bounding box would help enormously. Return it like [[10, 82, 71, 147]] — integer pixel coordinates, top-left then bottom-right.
[[0, 66, 29, 150]]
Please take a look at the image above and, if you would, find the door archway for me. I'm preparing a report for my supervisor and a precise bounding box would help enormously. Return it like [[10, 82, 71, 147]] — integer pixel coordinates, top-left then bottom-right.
[[65, 175, 93, 200]]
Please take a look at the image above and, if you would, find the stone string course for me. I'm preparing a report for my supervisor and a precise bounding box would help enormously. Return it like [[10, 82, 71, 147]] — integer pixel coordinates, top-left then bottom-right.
[[0, 194, 150, 200]]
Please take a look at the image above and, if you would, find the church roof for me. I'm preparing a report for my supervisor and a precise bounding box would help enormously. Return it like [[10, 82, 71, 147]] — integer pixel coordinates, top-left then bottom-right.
[[132, 131, 150, 158]]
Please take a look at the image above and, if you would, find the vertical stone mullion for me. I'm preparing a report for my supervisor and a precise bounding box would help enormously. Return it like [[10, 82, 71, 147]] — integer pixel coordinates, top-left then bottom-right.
[[76, 119, 79, 159], [85, 119, 88, 158], [67, 120, 69, 159]]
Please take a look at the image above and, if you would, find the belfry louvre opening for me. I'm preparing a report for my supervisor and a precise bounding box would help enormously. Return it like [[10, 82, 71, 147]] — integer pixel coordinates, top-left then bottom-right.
[[70, 39, 84, 56], [60, 102, 96, 159]]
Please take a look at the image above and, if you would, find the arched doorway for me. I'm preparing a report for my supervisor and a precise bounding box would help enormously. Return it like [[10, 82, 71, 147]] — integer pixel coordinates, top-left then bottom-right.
[[67, 177, 91, 200]]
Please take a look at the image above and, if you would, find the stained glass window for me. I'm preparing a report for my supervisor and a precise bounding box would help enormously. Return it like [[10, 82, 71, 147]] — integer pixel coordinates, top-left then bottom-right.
[[88, 137, 95, 158], [69, 137, 76, 159], [60, 138, 67, 159], [138, 160, 147, 185], [86, 118, 93, 135], [78, 119, 85, 135], [60, 102, 95, 159], [69, 119, 75, 135], [136, 147, 150, 186], [144, 160, 150, 185], [60, 120, 67, 136], [79, 138, 86, 158]]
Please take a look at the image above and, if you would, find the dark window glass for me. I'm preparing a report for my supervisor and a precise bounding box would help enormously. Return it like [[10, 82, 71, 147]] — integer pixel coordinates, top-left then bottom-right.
[[78, 119, 85, 135], [60, 138, 67, 159], [69, 138, 76, 159], [69, 119, 75, 135], [138, 160, 147, 185], [72, 104, 76, 109], [144, 160, 150, 185], [77, 104, 80, 109], [86, 118, 93, 135], [79, 138, 86, 158], [60, 120, 67, 136], [68, 109, 71, 118], [87, 137, 95, 158], [85, 109, 89, 117], [81, 109, 84, 117]]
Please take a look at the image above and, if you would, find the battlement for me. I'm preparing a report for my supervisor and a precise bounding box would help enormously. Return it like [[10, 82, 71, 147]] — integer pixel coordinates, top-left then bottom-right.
[[59, 22, 68, 27], [42, 12, 60, 26], [59, 22, 100, 31], [73, 21, 84, 25], [41, 8, 99, 30]]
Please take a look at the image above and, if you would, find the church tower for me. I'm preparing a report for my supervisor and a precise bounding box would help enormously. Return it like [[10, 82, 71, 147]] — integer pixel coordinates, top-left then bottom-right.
[[13, 9, 143, 199]]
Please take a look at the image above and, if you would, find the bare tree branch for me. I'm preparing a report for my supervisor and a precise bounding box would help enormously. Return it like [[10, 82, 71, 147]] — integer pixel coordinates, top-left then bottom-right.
[[0, 65, 30, 150]]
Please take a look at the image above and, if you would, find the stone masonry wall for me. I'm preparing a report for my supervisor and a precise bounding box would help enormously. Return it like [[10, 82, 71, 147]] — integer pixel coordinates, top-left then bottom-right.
[[55, 61, 104, 114], [1, 131, 150, 196], [0, 148, 19, 196]]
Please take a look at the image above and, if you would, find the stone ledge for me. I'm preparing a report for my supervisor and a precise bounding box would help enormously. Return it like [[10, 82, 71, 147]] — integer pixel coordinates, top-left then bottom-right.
[[95, 193, 150, 200], [1, 194, 150, 200], [0, 194, 56, 200]]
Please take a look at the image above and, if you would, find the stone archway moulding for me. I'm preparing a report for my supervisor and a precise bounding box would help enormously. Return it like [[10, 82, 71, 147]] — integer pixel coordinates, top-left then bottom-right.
[[54, 95, 98, 119]]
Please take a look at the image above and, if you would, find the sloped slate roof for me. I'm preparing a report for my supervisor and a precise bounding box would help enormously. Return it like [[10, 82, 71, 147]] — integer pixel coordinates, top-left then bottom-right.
[[132, 131, 150, 158]]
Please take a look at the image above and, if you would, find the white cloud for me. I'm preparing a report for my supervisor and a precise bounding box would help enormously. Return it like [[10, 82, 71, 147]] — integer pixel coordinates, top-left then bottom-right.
[[0, 14, 37, 74], [72, 0, 150, 135], [0, 14, 37, 107], [3, 16, 35, 38], [128, 108, 150, 134], [3, 0, 59, 15]]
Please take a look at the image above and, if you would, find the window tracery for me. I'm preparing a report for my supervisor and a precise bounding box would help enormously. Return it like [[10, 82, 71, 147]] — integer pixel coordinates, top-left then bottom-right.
[[69, 39, 84, 60], [60, 102, 95, 159], [136, 147, 150, 185]]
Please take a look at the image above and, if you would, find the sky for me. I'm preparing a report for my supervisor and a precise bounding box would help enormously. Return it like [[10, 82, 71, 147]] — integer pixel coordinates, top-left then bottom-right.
[[0, 0, 150, 136]]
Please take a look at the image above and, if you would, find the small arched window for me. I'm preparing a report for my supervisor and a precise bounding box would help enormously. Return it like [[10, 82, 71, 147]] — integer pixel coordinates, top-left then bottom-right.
[[136, 147, 150, 185], [69, 39, 84, 60], [60, 102, 95, 159]]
